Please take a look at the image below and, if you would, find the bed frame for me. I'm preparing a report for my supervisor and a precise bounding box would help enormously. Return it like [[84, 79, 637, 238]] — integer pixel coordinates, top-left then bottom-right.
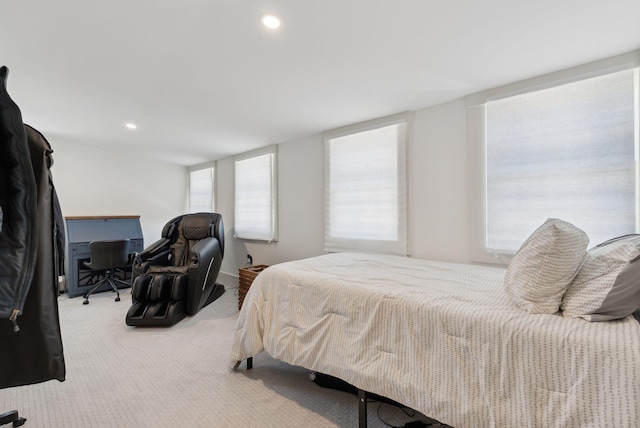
[[237, 357, 374, 427]]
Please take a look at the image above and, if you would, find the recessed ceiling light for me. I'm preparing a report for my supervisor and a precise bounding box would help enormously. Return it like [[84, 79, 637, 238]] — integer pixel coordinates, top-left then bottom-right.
[[260, 14, 280, 30], [125, 123, 137, 130]]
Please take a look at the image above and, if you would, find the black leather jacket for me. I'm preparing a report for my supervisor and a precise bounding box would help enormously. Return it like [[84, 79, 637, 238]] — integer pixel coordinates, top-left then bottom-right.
[[0, 66, 66, 388], [0, 65, 38, 328]]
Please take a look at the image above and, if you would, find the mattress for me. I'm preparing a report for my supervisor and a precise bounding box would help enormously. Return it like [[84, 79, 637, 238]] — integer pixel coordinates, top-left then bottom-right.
[[231, 252, 640, 427]]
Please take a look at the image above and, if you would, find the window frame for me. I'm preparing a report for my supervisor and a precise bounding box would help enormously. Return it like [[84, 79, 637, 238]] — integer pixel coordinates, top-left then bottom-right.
[[233, 145, 278, 242], [187, 161, 215, 213], [323, 112, 409, 256], [466, 50, 640, 264]]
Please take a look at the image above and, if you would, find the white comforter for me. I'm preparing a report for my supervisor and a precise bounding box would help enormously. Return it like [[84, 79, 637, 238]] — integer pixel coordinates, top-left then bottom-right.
[[231, 253, 640, 428]]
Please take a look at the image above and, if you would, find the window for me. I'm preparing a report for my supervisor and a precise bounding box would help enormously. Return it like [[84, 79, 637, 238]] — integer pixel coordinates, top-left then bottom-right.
[[188, 164, 214, 213], [324, 113, 408, 256], [234, 146, 277, 241], [467, 51, 639, 262]]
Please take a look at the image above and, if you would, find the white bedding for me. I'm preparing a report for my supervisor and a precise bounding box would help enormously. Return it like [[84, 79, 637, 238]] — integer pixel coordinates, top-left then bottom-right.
[[231, 253, 640, 428]]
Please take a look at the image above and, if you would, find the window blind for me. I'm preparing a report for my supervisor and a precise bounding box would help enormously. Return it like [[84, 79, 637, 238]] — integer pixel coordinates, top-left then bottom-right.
[[466, 51, 640, 262], [485, 68, 637, 252], [324, 117, 407, 256], [189, 166, 214, 213], [234, 148, 277, 241]]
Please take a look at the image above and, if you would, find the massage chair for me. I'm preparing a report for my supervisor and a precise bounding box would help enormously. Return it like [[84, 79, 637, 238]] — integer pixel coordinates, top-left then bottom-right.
[[125, 212, 225, 326]]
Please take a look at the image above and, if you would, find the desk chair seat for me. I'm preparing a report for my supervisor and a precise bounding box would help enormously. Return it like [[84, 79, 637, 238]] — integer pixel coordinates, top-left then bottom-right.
[[82, 239, 130, 305]]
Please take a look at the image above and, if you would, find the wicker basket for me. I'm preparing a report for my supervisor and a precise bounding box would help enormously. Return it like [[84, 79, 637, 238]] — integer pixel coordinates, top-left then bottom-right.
[[238, 265, 268, 310]]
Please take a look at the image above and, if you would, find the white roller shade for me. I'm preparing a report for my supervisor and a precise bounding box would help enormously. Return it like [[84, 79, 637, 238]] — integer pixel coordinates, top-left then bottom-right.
[[189, 167, 214, 213], [325, 116, 407, 256], [234, 148, 277, 241]]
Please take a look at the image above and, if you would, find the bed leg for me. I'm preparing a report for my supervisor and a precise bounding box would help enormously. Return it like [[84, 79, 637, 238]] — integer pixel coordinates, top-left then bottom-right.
[[232, 357, 253, 371], [358, 389, 367, 428]]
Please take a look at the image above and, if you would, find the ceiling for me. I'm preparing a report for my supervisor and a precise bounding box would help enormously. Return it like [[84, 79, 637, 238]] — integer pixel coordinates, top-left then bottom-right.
[[2, 0, 639, 166]]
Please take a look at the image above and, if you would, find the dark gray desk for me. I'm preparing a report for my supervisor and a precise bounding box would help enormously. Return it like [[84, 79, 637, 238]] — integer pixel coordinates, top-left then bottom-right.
[[65, 216, 143, 297]]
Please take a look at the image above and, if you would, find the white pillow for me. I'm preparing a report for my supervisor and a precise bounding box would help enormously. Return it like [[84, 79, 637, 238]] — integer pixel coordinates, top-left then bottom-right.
[[561, 235, 640, 321], [504, 218, 588, 314]]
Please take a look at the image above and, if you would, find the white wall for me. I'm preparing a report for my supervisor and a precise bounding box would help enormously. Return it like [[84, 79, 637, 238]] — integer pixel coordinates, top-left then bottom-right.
[[407, 99, 470, 263], [49, 98, 473, 288], [50, 138, 187, 245], [216, 98, 473, 285], [216, 135, 325, 285]]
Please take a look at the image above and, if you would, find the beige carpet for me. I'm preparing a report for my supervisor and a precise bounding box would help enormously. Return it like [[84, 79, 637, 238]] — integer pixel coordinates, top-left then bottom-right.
[[1, 287, 437, 427]]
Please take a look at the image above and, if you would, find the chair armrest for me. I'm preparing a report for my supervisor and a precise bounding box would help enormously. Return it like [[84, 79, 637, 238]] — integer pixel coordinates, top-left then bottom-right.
[[133, 240, 172, 277], [189, 237, 218, 269], [143, 248, 172, 265], [186, 237, 223, 314], [138, 238, 171, 260], [135, 250, 172, 274]]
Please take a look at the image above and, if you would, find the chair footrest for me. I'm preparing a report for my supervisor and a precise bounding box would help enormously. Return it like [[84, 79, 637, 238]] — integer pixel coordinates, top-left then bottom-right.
[[125, 300, 186, 327], [126, 273, 188, 326], [132, 274, 187, 302]]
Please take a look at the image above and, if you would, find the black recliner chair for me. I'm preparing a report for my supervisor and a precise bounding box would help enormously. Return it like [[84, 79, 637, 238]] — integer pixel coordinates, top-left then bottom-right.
[[125, 213, 225, 327]]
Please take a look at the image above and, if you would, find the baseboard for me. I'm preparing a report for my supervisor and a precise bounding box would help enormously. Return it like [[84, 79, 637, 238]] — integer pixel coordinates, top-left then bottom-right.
[[218, 271, 238, 290]]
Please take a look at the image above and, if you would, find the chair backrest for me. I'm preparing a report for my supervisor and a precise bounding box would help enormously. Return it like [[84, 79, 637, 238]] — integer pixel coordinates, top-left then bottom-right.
[[87, 239, 130, 271], [170, 213, 218, 267]]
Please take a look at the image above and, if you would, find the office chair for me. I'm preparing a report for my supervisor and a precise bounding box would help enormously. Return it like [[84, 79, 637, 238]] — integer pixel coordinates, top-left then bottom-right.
[[82, 239, 131, 305], [126, 213, 224, 326]]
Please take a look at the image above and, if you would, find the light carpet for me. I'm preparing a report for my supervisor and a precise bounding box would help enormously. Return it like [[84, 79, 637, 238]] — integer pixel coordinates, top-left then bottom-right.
[[1, 287, 436, 427]]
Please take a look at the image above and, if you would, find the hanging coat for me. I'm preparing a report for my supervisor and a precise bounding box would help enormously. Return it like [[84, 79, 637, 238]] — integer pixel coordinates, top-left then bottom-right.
[[0, 66, 66, 388], [0, 66, 38, 330]]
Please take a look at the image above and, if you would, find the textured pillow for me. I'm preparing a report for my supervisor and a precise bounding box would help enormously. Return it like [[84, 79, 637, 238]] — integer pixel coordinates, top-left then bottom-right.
[[561, 235, 640, 321], [504, 218, 589, 314]]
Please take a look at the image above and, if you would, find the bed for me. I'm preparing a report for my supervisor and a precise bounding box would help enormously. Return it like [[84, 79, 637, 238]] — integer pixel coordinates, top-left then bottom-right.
[[231, 251, 640, 428]]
